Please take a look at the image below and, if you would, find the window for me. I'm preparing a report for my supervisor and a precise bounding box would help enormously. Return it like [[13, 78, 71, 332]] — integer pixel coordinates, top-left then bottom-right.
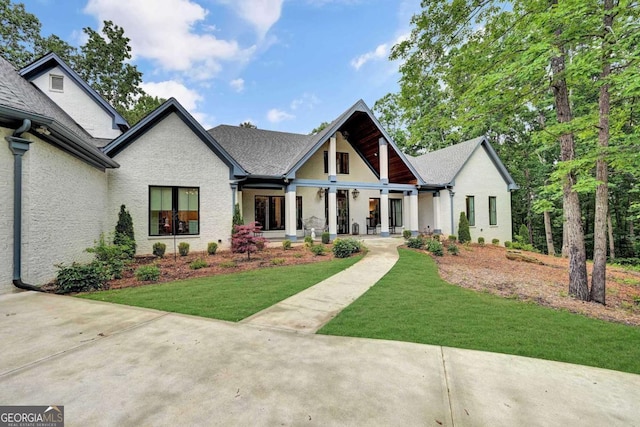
[[466, 196, 475, 226], [489, 196, 497, 225], [149, 186, 199, 236], [50, 74, 64, 92], [255, 196, 303, 231], [323, 151, 350, 174]]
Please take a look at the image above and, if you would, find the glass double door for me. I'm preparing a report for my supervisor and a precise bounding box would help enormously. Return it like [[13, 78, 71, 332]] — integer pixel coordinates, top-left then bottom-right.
[[325, 189, 350, 234]]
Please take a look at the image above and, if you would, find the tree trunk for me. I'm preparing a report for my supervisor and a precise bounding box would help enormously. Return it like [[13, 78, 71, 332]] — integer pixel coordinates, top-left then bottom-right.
[[561, 219, 568, 257], [544, 210, 555, 256], [607, 211, 615, 260], [550, 17, 589, 301], [591, 0, 614, 305]]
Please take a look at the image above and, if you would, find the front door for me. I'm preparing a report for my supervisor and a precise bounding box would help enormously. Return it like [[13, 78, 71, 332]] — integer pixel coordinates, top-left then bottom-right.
[[337, 190, 349, 234], [390, 198, 403, 229]]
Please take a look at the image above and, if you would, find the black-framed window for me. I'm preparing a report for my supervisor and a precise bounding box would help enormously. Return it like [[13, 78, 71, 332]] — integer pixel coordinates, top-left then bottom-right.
[[255, 195, 303, 231], [149, 186, 199, 236], [323, 151, 350, 174], [466, 196, 475, 227], [489, 196, 497, 226]]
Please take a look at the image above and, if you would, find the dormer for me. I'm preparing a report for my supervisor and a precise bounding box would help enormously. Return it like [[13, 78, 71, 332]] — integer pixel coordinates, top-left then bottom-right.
[[19, 52, 129, 139]]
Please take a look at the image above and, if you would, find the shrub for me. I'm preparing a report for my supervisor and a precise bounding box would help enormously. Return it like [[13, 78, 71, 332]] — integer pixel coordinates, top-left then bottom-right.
[[114, 204, 136, 258], [432, 234, 440, 241], [510, 241, 539, 253], [232, 203, 244, 234], [310, 245, 326, 256], [304, 236, 314, 246], [178, 242, 190, 257], [219, 261, 237, 268], [232, 222, 267, 260], [518, 224, 530, 243], [271, 258, 286, 265], [153, 242, 167, 258], [406, 236, 425, 249], [426, 239, 444, 256], [403, 229, 412, 240], [447, 243, 459, 255], [282, 239, 292, 250], [505, 241, 512, 248], [322, 231, 331, 244], [135, 265, 160, 282], [190, 258, 208, 270], [332, 238, 363, 258], [492, 238, 500, 245], [458, 212, 471, 243], [478, 237, 485, 246], [448, 235, 457, 242], [55, 261, 108, 293], [86, 234, 129, 279], [207, 242, 218, 255]]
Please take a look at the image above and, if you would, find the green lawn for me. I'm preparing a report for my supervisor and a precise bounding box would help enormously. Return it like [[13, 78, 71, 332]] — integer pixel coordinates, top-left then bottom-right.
[[319, 249, 640, 375], [79, 256, 361, 321]]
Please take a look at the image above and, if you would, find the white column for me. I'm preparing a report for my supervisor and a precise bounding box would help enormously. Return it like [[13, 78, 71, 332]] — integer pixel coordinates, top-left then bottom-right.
[[380, 189, 390, 237], [433, 191, 441, 234], [403, 192, 410, 233], [410, 189, 419, 236], [328, 187, 337, 240], [329, 135, 337, 182], [379, 137, 388, 184], [285, 184, 297, 241]]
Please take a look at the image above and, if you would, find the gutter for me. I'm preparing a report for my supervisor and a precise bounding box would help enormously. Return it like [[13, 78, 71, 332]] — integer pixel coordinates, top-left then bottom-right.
[[6, 119, 42, 292], [448, 186, 455, 236]]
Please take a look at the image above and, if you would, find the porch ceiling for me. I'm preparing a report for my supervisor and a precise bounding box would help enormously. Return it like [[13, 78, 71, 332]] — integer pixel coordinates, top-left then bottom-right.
[[338, 111, 417, 185]]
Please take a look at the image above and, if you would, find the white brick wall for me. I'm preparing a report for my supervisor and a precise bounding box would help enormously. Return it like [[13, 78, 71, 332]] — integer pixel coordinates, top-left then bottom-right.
[[31, 66, 122, 139], [108, 112, 233, 255], [1, 128, 16, 293]]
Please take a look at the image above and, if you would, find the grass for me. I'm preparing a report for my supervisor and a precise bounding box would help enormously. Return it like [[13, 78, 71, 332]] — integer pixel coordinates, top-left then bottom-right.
[[79, 256, 361, 322], [319, 249, 640, 375]]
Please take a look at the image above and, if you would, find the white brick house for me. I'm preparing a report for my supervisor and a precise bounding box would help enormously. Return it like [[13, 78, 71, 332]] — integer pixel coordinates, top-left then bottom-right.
[[1, 53, 517, 293]]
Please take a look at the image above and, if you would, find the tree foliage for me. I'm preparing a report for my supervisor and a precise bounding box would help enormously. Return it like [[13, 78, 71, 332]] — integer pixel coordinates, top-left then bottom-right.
[[458, 212, 471, 244], [310, 121, 330, 135], [239, 121, 257, 128], [231, 222, 267, 260]]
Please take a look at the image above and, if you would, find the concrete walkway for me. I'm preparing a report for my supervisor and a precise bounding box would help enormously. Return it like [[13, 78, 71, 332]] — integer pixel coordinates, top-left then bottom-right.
[[1, 291, 639, 426], [242, 238, 401, 333]]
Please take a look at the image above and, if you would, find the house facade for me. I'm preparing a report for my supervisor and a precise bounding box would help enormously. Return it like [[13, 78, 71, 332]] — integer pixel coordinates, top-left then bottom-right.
[[1, 53, 517, 294]]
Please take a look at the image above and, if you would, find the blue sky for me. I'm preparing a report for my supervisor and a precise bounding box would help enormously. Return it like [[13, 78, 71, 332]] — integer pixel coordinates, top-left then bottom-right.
[[21, 0, 420, 133]]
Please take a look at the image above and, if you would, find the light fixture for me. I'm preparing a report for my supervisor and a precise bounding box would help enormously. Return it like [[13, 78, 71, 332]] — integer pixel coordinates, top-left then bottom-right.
[[34, 125, 51, 136], [317, 188, 324, 199], [352, 188, 360, 200]]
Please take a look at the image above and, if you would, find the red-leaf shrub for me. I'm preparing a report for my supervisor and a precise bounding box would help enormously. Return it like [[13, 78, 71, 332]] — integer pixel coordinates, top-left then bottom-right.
[[231, 222, 267, 260]]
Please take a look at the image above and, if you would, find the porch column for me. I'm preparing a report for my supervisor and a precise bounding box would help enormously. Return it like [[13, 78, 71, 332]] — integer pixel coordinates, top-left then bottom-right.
[[380, 189, 390, 237], [410, 189, 419, 236], [403, 192, 411, 234], [433, 191, 442, 234], [285, 184, 297, 241], [328, 187, 337, 240], [329, 135, 337, 182], [379, 137, 389, 184]]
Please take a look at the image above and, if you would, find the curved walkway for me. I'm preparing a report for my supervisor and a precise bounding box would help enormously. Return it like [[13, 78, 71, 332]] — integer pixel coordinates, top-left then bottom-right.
[[242, 237, 402, 333]]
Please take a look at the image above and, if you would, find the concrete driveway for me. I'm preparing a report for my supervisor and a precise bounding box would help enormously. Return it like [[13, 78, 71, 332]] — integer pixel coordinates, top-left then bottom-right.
[[1, 291, 639, 426]]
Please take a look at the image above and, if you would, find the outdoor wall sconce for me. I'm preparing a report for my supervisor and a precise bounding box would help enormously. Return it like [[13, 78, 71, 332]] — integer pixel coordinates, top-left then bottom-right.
[[352, 188, 360, 199], [317, 188, 324, 199]]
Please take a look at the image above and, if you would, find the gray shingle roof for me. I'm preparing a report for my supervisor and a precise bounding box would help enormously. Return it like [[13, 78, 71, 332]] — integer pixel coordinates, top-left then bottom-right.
[[409, 136, 485, 185], [208, 125, 315, 177]]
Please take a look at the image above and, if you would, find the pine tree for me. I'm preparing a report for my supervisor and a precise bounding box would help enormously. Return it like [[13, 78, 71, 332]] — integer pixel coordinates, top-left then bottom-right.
[[114, 204, 136, 257], [458, 212, 471, 244]]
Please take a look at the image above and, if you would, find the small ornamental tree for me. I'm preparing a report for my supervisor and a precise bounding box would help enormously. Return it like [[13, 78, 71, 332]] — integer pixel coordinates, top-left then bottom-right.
[[114, 204, 136, 257], [231, 222, 267, 260], [232, 203, 244, 234], [458, 212, 471, 244]]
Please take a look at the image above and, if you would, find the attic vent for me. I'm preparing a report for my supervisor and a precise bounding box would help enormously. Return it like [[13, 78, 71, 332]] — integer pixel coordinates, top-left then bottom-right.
[[50, 74, 64, 92]]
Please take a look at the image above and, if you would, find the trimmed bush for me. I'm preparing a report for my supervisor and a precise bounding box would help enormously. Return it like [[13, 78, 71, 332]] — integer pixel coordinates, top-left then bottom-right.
[[448, 243, 459, 255], [135, 265, 160, 282], [190, 258, 208, 270], [282, 239, 292, 250], [310, 244, 326, 256], [178, 242, 190, 257], [403, 229, 412, 240], [406, 236, 425, 249], [322, 231, 331, 244], [153, 242, 166, 258], [271, 258, 286, 265], [478, 237, 485, 246], [505, 241, 512, 248], [448, 235, 457, 242], [426, 239, 444, 256], [114, 204, 136, 258], [304, 236, 314, 245], [219, 261, 237, 268], [492, 238, 500, 245], [332, 238, 364, 258], [55, 261, 108, 294], [458, 212, 471, 243], [207, 242, 218, 255]]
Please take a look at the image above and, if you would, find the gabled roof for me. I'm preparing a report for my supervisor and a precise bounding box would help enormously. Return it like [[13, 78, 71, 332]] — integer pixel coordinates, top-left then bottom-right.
[[409, 136, 518, 190], [103, 98, 246, 177], [0, 55, 118, 169], [19, 52, 129, 131]]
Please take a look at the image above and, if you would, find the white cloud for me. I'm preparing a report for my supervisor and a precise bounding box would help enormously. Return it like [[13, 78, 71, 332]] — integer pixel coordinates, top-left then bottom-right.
[[84, 0, 252, 78], [230, 78, 245, 93], [350, 33, 409, 70], [217, 0, 283, 38], [290, 93, 320, 110], [141, 80, 202, 111], [267, 108, 294, 123]]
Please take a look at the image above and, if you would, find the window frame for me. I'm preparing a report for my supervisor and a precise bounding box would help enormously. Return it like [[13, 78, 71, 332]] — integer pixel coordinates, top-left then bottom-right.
[[148, 186, 200, 236], [466, 196, 476, 227], [489, 196, 497, 226], [323, 151, 350, 174], [254, 195, 303, 231], [50, 74, 64, 92]]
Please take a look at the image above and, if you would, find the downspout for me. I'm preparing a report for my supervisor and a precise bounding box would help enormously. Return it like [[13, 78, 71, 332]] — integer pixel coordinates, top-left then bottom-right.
[[448, 186, 455, 236], [6, 119, 41, 292]]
